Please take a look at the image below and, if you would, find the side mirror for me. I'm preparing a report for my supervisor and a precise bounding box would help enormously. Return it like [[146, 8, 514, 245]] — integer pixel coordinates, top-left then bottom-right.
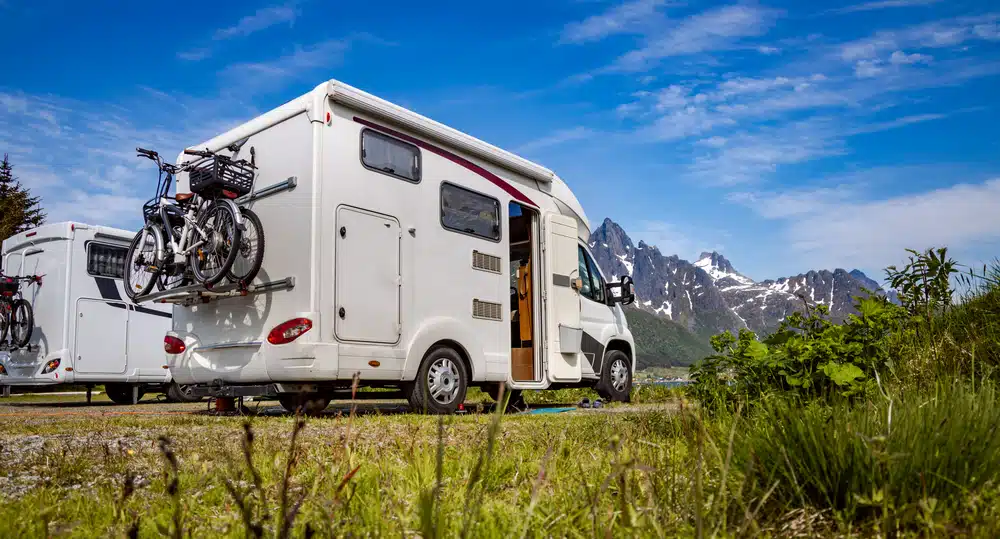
[[605, 276, 636, 306]]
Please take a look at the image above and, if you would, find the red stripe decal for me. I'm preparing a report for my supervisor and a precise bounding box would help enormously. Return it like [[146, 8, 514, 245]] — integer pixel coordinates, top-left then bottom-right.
[[353, 116, 535, 206]]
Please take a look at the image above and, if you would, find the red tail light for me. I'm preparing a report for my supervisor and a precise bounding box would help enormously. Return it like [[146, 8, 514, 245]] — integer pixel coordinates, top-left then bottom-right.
[[267, 318, 313, 345], [223, 189, 238, 199], [164, 336, 186, 354], [41, 359, 61, 374]]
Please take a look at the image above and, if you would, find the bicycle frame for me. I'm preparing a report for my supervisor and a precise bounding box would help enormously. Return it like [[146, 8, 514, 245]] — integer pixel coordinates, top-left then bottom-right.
[[141, 162, 245, 267]]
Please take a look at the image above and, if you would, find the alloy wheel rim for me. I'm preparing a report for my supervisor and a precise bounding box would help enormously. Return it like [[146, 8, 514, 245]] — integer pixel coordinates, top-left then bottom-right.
[[427, 356, 461, 404], [610, 359, 628, 392]]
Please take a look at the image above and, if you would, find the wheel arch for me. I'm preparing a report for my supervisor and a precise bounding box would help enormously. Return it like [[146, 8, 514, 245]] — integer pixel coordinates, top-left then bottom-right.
[[604, 339, 634, 373], [424, 339, 474, 381]]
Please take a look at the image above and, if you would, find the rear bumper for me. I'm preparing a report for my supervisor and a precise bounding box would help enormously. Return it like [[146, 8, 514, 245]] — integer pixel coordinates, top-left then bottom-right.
[[0, 348, 72, 386]]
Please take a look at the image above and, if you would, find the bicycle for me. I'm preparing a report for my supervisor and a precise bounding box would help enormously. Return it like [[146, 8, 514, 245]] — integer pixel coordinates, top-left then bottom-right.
[[124, 147, 263, 300], [0, 273, 40, 349]]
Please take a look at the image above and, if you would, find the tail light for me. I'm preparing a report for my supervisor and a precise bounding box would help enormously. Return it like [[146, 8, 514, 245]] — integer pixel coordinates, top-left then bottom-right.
[[164, 336, 186, 354], [0, 364, 7, 376], [267, 318, 313, 345], [41, 359, 60, 374]]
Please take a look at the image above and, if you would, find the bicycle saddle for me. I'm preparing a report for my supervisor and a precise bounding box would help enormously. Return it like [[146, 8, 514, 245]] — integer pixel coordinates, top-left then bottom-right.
[[175, 193, 194, 202]]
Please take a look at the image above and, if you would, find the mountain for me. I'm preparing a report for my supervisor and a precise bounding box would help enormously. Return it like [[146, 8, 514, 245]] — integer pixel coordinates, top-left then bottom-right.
[[589, 218, 896, 365]]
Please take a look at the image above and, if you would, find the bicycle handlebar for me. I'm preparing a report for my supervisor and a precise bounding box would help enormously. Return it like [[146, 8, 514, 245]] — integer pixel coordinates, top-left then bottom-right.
[[183, 148, 213, 157]]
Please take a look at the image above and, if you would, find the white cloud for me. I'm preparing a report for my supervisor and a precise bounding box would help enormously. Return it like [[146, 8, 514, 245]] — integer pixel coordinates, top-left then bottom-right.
[[854, 59, 886, 78], [214, 2, 299, 40], [177, 48, 211, 62], [612, 4, 781, 71], [755, 178, 1000, 272], [889, 50, 933, 65], [757, 45, 781, 55], [220, 38, 354, 91], [516, 127, 594, 153], [839, 14, 1000, 61], [560, 0, 667, 44], [831, 0, 942, 15]]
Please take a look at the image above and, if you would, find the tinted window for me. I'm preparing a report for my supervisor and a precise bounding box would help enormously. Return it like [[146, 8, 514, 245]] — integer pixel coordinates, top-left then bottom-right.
[[87, 243, 128, 279], [361, 129, 421, 182], [577, 246, 593, 299], [586, 251, 605, 303], [441, 183, 501, 241]]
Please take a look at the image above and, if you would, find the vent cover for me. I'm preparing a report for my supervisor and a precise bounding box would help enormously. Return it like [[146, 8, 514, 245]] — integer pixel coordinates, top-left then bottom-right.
[[472, 250, 502, 274], [472, 299, 503, 321]]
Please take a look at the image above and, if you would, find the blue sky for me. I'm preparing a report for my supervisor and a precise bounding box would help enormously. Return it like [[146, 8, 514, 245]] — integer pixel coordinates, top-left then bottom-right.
[[1, 0, 998, 281]]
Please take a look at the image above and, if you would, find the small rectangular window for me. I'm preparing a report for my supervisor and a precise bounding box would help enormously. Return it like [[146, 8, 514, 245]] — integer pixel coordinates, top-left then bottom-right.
[[87, 243, 128, 279], [441, 183, 501, 241], [361, 129, 421, 182]]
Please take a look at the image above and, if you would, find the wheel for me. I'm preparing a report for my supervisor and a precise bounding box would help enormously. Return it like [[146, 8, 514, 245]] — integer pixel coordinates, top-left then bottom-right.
[[227, 207, 265, 286], [190, 201, 242, 287], [410, 346, 469, 414], [124, 224, 163, 300], [485, 383, 527, 413], [596, 350, 632, 402], [10, 299, 33, 348], [165, 382, 202, 403], [0, 298, 10, 345], [277, 393, 331, 416], [105, 383, 145, 405]]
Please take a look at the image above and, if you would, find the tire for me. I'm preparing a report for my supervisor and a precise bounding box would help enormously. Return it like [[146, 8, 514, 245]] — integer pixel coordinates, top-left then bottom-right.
[[190, 201, 242, 287], [10, 299, 33, 348], [409, 346, 469, 414], [596, 350, 632, 403], [165, 382, 202, 403], [105, 383, 145, 405], [0, 298, 10, 345], [124, 224, 162, 300], [226, 207, 265, 286], [278, 393, 331, 416]]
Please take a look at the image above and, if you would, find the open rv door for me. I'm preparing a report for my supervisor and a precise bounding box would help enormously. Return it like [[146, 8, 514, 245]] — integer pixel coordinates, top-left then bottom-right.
[[543, 213, 583, 382]]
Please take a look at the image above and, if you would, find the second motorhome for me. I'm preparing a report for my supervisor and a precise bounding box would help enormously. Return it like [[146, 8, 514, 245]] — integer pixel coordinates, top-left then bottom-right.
[[1, 222, 195, 403], [154, 80, 636, 414]]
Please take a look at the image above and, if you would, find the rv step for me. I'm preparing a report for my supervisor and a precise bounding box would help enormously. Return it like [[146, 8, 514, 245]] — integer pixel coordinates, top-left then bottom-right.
[[135, 277, 295, 306]]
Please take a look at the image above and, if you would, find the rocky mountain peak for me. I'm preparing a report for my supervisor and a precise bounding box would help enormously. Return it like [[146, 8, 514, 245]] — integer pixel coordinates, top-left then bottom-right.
[[693, 251, 752, 285]]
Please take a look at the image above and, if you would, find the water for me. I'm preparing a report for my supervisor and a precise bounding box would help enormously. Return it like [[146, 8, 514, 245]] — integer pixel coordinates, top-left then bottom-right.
[[639, 380, 691, 388]]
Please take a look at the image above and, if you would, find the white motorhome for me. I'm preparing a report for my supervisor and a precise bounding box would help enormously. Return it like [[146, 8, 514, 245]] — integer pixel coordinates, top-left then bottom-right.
[[0, 222, 194, 403], [158, 80, 636, 414]]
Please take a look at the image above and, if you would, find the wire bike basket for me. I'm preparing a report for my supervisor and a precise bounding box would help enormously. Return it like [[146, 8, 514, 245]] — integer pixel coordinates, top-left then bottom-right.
[[188, 154, 255, 198]]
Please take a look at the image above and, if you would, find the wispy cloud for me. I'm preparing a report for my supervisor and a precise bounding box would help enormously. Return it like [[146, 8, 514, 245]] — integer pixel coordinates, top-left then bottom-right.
[[560, 0, 667, 44], [516, 127, 594, 153], [831, 0, 942, 15], [177, 48, 211, 62], [737, 176, 1000, 273], [839, 13, 1000, 61], [612, 4, 782, 71], [213, 2, 299, 40]]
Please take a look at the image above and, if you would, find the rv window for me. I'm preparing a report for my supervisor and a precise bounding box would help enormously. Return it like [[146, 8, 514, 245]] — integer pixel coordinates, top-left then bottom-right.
[[586, 249, 605, 303], [87, 243, 128, 279], [577, 246, 593, 299], [361, 129, 421, 183], [441, 183, 501, 241]]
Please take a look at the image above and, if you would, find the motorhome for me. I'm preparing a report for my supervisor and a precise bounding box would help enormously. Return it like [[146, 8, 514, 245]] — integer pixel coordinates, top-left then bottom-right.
[[156, 80, 636, 414], [0, 222, 195, 403]]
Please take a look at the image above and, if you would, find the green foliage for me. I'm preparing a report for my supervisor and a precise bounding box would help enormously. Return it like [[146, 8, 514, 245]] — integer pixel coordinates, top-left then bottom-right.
[[689, 296, 906, 410], [624, 306, 713, 368], [0, 154, 46, 245], [886, 247, 958, 319]]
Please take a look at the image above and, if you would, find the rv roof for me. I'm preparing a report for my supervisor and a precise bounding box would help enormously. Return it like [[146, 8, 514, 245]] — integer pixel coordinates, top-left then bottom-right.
[[322, 80, 556, 185]]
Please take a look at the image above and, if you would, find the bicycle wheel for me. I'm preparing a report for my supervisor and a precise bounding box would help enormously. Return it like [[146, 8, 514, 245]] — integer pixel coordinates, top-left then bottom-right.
[[125, 224, 162, 301], [190, 201, 242, 287], [10, 298, 33, 348], [0, 298, 11, 345], [227, 207, 265, 286]]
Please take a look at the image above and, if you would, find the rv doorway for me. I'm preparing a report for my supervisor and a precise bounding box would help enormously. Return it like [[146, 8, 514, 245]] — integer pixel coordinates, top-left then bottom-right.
[[509, 203, 538, 382]]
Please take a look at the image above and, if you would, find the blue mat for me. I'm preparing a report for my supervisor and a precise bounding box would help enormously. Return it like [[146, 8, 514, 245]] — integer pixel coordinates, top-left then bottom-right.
[[527, 407, 575, 414]]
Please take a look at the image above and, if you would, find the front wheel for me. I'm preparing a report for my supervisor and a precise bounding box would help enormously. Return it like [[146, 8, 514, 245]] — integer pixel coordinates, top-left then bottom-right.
[[124, 225, 162, 300], [190, 201, 242, 287], [10, 299, 33, 348], [409, 346, 469, 414], [226, 207, 265, 286], [596, 350, 632, 402]]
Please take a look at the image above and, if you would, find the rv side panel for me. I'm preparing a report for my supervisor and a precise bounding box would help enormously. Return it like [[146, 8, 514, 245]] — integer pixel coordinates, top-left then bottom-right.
[[170, 111, 316, 384]]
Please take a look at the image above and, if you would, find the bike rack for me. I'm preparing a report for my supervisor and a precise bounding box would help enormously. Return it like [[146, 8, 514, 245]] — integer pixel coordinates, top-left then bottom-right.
[[136, 277, 295, 306]]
